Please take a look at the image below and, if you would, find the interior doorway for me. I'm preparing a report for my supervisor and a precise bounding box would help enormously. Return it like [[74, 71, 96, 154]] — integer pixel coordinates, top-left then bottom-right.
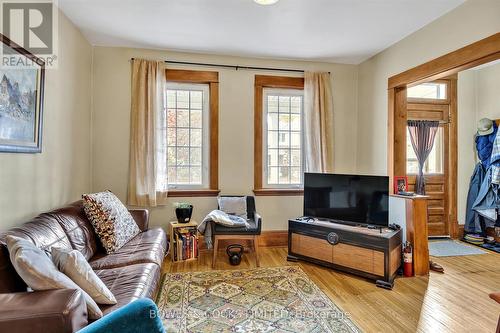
[[387, 33, 500, 241], [405, 79, 456, 237]]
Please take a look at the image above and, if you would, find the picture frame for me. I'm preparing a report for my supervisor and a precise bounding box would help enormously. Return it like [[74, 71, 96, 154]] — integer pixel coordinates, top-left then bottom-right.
[[394, 176, 408, 194], [0, 33, 45, 153]]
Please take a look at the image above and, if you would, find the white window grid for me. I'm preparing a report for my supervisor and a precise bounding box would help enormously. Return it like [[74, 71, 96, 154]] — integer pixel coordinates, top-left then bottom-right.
[[165, 82, 210, 189], [263, 88, 304, 188], [406, 126, 444, 175], [407, 82, 447, 100]]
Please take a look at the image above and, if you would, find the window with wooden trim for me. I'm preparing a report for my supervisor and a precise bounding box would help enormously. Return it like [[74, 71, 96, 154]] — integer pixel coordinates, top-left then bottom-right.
[[405, 81, 448, 175], [254, 75, 304, 196], [406, 126, 444, 174], [264, 88, 304, 186], [407, 82, 447, 100], [165, 83, 209, 188], [163, 69, 219, 197]]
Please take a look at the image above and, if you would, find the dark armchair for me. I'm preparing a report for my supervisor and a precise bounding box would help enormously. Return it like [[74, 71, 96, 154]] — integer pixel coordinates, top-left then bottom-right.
[[210, 196, 262, 268]]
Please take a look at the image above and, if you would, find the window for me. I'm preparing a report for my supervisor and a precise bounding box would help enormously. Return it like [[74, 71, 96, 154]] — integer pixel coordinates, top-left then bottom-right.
[[161, 69, 219, 197], [254, 75, 305, 195], [406, 126, 444, 174], [407, 82, 447, 100], [165, 83, 209, 188], [264, 89, 304, 186]]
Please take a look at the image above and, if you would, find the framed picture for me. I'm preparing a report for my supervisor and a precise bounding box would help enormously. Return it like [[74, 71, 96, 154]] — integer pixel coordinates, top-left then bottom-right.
[[0, 34, 45, 153], [394, 176, 408, 194]]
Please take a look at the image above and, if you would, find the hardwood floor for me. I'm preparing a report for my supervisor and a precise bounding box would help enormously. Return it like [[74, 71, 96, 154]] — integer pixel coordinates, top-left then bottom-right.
[[162, 246, 500, 333]]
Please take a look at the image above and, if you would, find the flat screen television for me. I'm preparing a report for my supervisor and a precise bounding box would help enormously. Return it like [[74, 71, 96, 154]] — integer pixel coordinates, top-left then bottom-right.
[[303, 173, 389, 227]]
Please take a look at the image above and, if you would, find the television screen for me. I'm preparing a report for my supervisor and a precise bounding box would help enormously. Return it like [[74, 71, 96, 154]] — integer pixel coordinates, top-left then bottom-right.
[[303, 173, 389, 226]]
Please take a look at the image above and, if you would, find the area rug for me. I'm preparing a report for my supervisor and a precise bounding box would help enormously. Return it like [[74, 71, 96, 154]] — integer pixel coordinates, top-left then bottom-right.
[[462, 239, 500, 254], [429, 240, 487, 257], [479, 242, 500, 254], [156, 266, 360, 333]]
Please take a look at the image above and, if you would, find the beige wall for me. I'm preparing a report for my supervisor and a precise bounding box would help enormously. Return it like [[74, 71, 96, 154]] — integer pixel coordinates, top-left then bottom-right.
[[4, 0, 497, 232], [91, 47, 358, 230], [457, 62, 500, 224], [457, 70, 479, 225], [0, 11, 92, 230], [475, 62, 500, 120], [356, 0, 500, 176], [356, 0, 500, 226]]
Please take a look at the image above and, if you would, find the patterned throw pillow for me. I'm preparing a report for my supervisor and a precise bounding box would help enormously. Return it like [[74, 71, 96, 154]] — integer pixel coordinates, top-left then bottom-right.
[[82, 191, 140, 254]]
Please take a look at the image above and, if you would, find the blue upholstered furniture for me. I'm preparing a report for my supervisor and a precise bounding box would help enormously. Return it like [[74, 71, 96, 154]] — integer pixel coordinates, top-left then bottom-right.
[[77, 298, 165, 333]]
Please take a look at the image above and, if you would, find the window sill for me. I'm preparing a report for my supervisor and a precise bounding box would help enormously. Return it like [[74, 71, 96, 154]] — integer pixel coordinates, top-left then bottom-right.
[[167, 189, 220, 197], [253, 188, 304, 196]]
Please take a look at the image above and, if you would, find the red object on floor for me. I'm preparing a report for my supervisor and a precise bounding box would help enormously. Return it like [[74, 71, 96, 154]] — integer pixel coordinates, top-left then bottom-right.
[[403, 241, 413, 277]]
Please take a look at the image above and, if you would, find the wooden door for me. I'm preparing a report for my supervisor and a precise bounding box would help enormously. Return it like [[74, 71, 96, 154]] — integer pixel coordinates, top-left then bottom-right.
[[408, 174, 448, 236], [406, 84, 453, 237]]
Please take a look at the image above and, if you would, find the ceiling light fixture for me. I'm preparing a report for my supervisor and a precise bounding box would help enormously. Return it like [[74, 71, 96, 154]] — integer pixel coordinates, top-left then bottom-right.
[[254, 0, 279, 5]]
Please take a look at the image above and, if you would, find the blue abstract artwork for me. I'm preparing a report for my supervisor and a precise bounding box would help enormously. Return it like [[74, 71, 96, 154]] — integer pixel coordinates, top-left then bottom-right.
[[0, 68, 38, 143]]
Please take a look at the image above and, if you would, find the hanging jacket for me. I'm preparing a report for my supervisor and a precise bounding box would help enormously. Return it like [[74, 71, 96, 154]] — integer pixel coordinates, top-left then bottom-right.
[[472, 167, 498, 228], [476, 122, 497, 169], [465, 163, 486, 233], [490, 127, 500, 184]]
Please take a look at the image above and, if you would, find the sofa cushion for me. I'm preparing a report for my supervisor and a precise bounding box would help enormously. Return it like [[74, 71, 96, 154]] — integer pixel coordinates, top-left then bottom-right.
[[89, 228, 167, 270], [48, 201, 99, 260], [213, 217, 260, 235], [6, 236, 103, 320], [82, 191, 140, 254], [52, 247, 117, 305], [2, 214, 73, 257], [95, 263, 161, 315], [0, 207, 87, 292]]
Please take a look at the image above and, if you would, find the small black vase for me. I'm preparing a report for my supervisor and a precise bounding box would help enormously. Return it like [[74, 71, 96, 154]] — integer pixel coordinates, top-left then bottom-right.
[[175, 206, 193, 223]]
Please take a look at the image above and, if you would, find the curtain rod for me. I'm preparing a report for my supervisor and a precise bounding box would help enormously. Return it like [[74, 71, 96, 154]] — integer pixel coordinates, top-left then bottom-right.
[[130, 58, 330, 74], [408, 120, 451, 124]]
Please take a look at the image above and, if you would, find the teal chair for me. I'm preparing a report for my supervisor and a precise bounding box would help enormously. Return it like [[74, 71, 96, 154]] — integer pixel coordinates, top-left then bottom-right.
[[77, 298, 165, 333]]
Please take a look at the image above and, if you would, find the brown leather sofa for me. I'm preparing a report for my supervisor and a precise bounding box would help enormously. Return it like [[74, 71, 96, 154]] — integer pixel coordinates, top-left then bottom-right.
[[0, 200, 167, 333]]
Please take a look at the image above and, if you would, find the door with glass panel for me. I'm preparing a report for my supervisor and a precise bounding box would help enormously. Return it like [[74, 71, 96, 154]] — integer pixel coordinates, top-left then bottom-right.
[[406, 80, 453, 236]]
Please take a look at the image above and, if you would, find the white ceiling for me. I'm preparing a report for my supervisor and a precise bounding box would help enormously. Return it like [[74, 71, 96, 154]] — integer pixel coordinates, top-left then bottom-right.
[[58, 0, 465, 64]]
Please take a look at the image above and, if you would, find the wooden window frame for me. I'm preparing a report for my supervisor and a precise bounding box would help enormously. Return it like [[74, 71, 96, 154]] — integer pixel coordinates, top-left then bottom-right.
[[254, 75, 304, 196], [407, 79, 451, 104], [165, 69, 219, 197], [406, 123, 445, 175]]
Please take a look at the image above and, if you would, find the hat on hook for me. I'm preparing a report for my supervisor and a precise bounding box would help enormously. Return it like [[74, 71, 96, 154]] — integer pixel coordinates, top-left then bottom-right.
[[477, 118, 494, 136]]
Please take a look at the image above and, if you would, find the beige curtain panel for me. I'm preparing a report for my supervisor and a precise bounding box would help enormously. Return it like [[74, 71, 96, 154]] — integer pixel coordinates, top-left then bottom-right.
[[304, 72, 334, 173], [128, 59, 168, 206]]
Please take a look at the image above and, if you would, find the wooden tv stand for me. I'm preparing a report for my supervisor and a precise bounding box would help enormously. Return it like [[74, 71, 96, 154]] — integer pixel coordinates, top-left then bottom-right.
[[287, 219, 402, 284]]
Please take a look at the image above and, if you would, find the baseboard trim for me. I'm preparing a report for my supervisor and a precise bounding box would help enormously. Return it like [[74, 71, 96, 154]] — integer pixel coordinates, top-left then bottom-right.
[[198, 230, 288, 250], [458, 225, 464, 239]]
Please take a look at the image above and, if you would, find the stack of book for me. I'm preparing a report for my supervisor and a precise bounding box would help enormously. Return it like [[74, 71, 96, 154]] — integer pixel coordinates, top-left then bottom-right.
[[173, 226, 198, 261]]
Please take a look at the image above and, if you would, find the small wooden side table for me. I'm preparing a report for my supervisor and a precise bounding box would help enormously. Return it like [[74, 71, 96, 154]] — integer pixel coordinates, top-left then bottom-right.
[[168, 220, 199, 262], [389, 194, 429, 276]]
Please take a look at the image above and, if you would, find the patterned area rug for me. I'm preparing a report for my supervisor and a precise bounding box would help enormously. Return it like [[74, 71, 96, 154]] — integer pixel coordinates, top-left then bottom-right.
[[156, 266, 360, 333]]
